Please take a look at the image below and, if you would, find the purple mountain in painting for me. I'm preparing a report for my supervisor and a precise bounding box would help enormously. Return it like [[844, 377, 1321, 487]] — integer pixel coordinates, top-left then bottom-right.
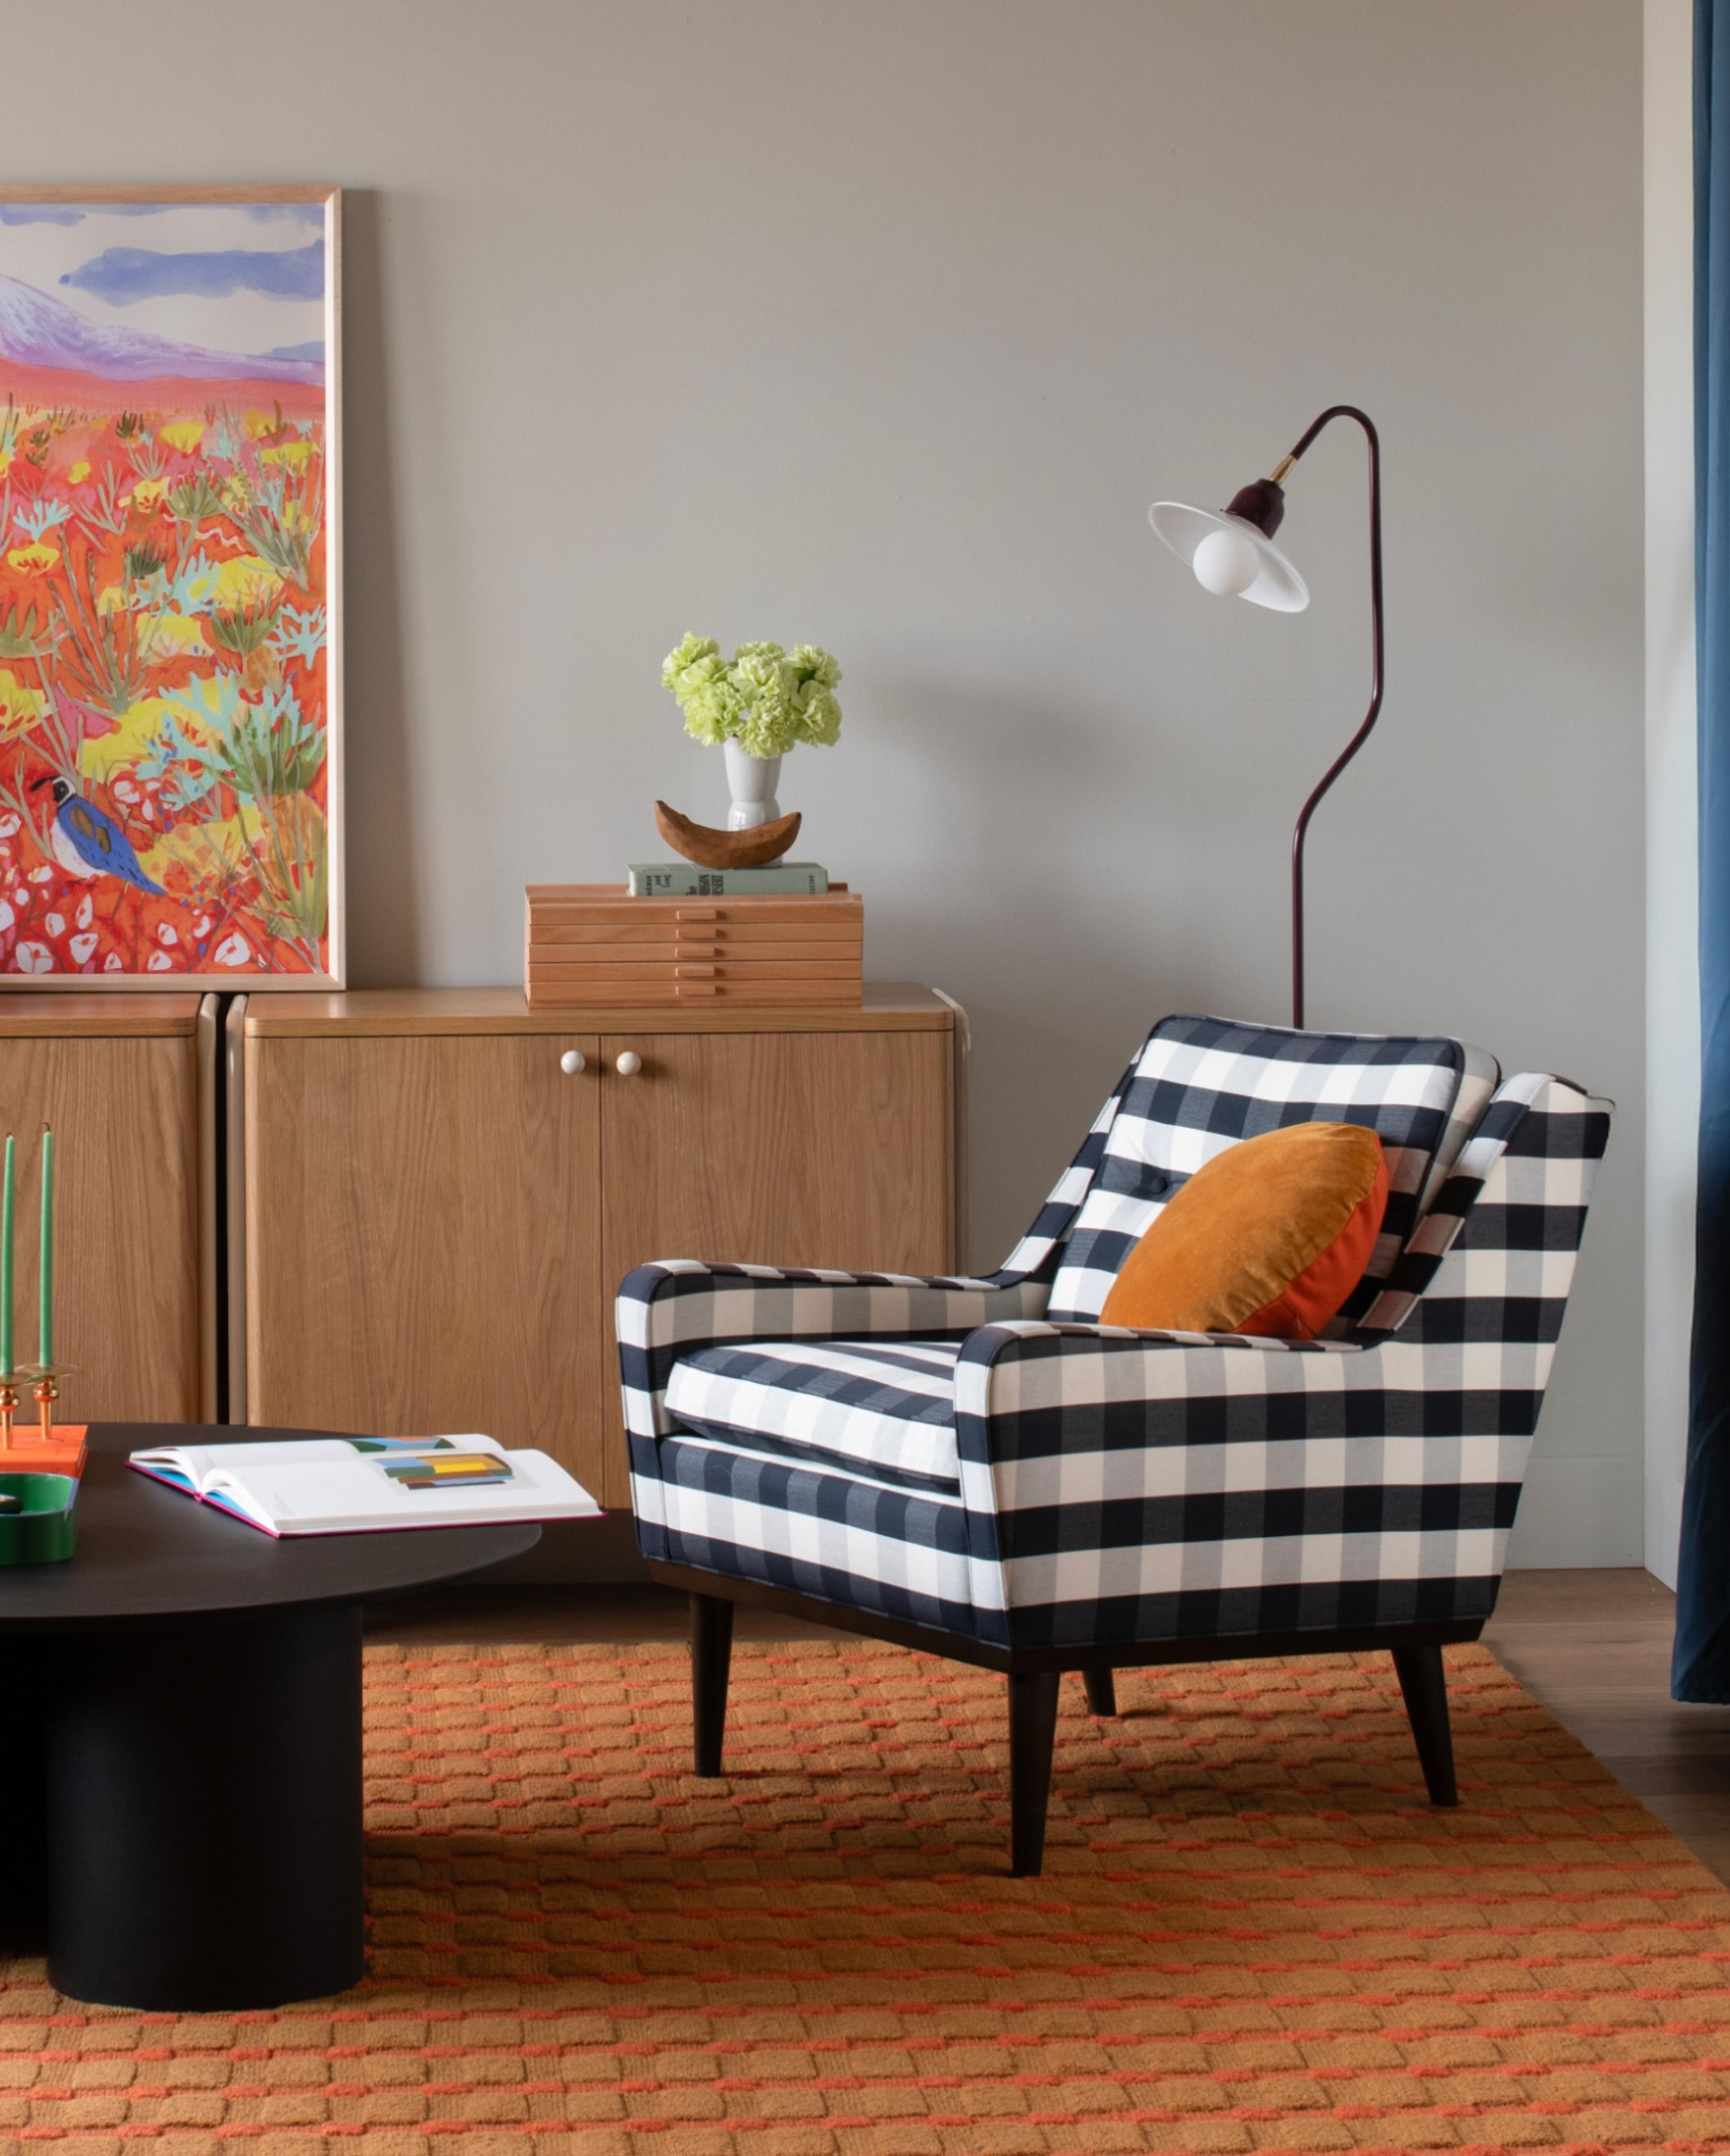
[[0, 275, 322, 385]]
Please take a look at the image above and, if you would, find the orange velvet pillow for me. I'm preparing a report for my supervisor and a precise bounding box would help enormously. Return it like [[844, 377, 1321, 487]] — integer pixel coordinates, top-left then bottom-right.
[[1097, 1123, 1389, 1339]]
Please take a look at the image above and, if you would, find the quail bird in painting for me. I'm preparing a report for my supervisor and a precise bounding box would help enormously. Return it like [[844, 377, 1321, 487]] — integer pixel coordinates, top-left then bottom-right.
[[29, 775, 165, 896]]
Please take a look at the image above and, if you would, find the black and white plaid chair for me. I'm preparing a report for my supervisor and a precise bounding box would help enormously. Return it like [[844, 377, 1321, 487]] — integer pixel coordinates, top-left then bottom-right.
[[619, 1014, 1612, 1875]]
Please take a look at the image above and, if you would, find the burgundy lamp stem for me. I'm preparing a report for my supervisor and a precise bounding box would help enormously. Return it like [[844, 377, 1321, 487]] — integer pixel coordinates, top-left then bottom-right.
[[1276, 405, 1383, 1029]]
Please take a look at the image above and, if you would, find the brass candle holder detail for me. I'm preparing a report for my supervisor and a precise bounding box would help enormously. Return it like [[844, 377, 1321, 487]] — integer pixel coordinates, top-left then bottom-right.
[[10, 1365, 80, 1466], [30, 1369, 59, 1448]]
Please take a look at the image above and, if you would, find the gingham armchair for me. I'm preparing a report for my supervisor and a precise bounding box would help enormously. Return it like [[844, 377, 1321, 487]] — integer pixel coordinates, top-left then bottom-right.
[[619, 1014, 1612, 1875]]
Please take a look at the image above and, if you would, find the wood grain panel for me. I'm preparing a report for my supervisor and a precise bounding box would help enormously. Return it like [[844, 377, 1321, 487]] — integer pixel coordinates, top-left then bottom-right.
[[0, 996, 200, 1037], [526, 891, 865, 1011], [529, 960, 861, 982], [526, 972, 861, 1009], [196, 996, 221, 1422], [246, 1033, 606, 1490], [244, 984, 952, 1036], [527, 886, 855, 920], [0, 1034, 200, 1419], [596, 1030, 954, 1503]]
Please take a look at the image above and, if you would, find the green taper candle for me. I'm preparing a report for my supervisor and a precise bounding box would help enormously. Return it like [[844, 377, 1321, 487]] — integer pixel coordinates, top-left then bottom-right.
[[0, 1133, 13, 1375], [38, 1126, 51, 1370]]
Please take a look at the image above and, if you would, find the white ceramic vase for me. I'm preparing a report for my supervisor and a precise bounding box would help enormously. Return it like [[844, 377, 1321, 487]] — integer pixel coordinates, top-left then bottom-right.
[[724, 741, 783, 830]]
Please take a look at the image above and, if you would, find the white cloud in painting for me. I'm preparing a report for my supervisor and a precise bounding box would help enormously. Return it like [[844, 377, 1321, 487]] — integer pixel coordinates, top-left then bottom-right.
[[0, 202, 326, 361]]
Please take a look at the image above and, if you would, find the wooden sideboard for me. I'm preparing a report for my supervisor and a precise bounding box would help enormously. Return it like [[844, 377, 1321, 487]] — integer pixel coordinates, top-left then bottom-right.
[[0, 994, 217, 1424], [232, 986, 964, 1506]]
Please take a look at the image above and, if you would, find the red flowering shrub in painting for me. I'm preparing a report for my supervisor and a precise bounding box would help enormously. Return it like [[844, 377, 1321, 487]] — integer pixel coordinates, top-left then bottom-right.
[[0, 386, 328, 977]]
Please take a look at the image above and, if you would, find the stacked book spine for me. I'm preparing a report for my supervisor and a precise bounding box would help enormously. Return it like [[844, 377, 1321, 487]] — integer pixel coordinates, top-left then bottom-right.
[[525, 884, 863, 1010], [628, 861, 828, 897]]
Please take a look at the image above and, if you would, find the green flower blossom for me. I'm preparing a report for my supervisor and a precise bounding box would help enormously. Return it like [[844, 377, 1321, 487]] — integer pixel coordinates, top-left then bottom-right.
[[661, 633, 843, 755], [796, 683, 842, 745], [661, 632, 719, 692], [789, 643, 840, 690]]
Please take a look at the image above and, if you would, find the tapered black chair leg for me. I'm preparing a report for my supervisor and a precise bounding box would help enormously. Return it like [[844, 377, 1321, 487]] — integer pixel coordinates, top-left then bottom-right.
[[1082, 1667, 1117, 1717], [690, 1593, 734, 1777], [1391, 1642, 1458, 1806], [1008, 1670, 1061, 1877]]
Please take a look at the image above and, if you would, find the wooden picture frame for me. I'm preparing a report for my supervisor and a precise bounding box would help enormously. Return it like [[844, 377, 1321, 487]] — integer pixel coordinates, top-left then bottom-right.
[[0, 185, 341, 988]]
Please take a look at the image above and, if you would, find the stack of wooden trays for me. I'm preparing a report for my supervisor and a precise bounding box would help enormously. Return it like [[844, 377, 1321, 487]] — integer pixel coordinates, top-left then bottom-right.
[[524, 884, 863, 1010]]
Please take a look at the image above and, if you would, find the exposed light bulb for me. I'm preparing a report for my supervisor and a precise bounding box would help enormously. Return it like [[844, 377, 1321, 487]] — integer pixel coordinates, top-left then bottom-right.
[[1191, 525, 1261, 598]]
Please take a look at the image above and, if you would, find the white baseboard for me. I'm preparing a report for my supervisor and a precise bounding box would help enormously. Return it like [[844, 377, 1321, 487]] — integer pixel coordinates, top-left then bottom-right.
[[1644, 1469, 1685, 1588], [1507, 1454, 1645, 1567]]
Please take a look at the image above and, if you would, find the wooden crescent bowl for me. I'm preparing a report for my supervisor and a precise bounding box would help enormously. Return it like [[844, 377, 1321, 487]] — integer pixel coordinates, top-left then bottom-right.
[[653, 801, 802, 869]]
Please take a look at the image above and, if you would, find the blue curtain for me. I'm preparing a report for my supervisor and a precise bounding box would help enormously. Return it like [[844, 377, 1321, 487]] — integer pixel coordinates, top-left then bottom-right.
[[1677, 0, 1730, 1699]]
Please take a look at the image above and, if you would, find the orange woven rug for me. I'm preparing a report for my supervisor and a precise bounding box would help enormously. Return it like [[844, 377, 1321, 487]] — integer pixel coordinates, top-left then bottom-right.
[[4, 1639, 1730, 2155]]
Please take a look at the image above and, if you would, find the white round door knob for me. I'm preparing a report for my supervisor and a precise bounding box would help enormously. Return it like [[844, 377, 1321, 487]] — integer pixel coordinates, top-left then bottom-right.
[[559, 1049, 586, 1075], [615, 1051, 642, 1077]]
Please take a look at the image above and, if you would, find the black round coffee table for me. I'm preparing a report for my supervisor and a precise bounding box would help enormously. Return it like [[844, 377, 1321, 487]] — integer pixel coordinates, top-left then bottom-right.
[[0, 1424, 539, 2013]]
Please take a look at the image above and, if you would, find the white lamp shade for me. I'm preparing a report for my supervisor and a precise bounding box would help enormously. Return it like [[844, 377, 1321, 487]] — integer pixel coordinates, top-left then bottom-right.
[[1148, 500, 1309, 613]]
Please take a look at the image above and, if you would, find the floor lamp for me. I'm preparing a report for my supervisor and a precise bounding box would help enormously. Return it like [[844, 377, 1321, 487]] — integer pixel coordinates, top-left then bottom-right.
[[1149, 404, 1383, 1030]]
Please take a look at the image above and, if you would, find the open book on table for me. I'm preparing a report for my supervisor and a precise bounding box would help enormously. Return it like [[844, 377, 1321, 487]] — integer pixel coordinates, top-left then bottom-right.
[[127, 1434, 600, 1538]]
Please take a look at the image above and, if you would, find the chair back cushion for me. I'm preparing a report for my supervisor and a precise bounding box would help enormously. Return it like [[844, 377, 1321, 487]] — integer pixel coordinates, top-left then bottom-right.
[[1045, 1014, 1484, 1325]]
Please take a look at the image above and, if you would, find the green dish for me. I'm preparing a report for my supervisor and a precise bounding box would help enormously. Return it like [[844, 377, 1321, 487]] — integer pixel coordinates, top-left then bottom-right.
[[0, 1472, 77, 1565]]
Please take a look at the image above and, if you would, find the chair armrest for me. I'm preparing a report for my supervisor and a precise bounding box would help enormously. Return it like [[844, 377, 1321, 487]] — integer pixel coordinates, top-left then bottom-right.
[[952, 1319, 1518, 1648], [954, 1318, 1371, 1498], [616, 1260, 1049, 1441], [1359, 1070, 1612, 1334]]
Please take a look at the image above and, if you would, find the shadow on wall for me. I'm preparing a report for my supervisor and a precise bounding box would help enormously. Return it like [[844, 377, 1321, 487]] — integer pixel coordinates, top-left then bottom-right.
[[339, 190, 421, 986], [857, 674, 1258, 1269]]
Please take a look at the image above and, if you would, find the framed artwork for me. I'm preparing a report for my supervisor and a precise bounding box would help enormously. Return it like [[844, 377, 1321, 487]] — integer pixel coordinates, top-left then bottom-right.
[[0, 185, 341, 987]]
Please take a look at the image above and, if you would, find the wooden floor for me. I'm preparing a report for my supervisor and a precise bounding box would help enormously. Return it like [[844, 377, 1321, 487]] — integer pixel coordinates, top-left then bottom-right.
[[1485, 1568, 1730, 1883], [368, 1566, 1730, 1886]]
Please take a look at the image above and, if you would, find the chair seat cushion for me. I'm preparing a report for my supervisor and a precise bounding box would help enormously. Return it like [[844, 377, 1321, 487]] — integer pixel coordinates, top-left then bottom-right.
[[664, 1337, 965, 1493], [649, 1431, 979, 1636]]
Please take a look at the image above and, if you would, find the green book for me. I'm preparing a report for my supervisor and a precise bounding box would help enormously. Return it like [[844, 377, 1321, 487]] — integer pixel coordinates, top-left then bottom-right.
[[627, 861, 829, 897]]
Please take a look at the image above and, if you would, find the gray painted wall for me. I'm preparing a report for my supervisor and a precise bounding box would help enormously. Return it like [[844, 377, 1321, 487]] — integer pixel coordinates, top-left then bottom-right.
[[6, 0, 1644, 1561]]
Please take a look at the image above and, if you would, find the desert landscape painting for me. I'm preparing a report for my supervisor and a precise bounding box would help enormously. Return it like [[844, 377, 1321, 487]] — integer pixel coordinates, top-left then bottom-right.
[[0, 190, 338, 984]]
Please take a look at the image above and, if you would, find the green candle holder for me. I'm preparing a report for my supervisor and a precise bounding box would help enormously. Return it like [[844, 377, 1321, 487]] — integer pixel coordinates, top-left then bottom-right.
[[0, 1471, 77, 1565]]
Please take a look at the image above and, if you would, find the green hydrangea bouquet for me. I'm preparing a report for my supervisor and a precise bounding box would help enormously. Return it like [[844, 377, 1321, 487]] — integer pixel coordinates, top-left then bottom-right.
[[661, 635, 843, 758]]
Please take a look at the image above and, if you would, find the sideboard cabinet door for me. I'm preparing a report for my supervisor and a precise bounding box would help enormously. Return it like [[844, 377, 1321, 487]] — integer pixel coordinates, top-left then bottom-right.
[[0, 1020, 203, 1421], [596, 1028, 955, 1503], [246, 1033, 605, 1487]]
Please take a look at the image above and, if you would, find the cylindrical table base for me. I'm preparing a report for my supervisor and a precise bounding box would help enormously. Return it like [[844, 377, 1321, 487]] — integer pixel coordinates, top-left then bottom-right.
[[47, 1600, 364, 2010], [0, 1650, 50, 1954]]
